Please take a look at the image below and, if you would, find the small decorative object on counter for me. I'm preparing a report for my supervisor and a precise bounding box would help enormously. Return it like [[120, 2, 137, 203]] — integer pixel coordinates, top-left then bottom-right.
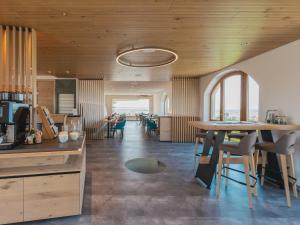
[[69, 131, 80, 141], [25, 128, 35, 145], [35, 130, 43, 144], [58, 131, 69, 143], [68, 119, 82, 141]]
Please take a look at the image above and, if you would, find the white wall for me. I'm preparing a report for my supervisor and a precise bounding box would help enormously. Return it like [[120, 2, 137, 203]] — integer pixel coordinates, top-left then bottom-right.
[[200, 39, 300, 184], [153, 93, 163, 115]]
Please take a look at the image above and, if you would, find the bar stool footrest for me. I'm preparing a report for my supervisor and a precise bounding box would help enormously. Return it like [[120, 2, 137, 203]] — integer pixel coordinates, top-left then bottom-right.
[[221, 166, 257, 188]]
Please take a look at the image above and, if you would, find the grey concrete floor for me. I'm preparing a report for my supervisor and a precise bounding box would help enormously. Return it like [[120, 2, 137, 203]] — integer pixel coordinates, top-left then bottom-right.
[[23, 121, 300, 225]]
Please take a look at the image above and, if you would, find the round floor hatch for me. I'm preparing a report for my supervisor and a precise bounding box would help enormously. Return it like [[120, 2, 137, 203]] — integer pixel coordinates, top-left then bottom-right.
[[125, 158, 166, 174]]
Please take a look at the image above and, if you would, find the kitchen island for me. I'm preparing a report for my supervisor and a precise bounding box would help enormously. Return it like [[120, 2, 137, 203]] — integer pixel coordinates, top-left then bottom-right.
[[0, 135, 86, 225]]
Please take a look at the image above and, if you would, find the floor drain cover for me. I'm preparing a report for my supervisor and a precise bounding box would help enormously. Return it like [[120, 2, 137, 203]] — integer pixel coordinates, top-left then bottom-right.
[[125, 158, 166, 174]]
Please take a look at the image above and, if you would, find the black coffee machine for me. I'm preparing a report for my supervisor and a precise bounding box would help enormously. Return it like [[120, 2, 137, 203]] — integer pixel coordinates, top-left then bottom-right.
[[0, 101, 30, 150]]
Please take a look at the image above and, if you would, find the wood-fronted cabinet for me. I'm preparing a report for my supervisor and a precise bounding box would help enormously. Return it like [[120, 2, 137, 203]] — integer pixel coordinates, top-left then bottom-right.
[[24, 173, 80, 221], [0, 178, 24, 225], [159, 116, 172, 141], [0, 173, 82, 224]]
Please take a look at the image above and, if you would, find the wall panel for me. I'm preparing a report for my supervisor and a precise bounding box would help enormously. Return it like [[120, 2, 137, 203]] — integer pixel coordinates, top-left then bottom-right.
[[79, 79, 105, 140], [0, 25, 35, 102], [171, 77, 201, 142]]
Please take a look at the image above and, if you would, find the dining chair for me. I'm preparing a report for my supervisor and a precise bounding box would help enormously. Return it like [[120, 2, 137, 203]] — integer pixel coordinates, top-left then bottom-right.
[[227, 130, 247, 141], [217, 132, 257, 208], [256, 132, 297, 207], [112, 120, 126, 137]]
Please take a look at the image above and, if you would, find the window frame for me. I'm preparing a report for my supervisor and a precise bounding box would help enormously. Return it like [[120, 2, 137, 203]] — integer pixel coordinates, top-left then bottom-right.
[[209, 71, 248, 121]]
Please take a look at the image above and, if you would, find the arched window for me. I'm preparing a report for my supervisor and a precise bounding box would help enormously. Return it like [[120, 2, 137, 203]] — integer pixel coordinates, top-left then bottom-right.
[[210, 71, 259, 121]]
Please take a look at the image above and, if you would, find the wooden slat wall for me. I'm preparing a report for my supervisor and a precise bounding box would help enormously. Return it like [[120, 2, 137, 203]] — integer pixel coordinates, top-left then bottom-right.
[[37, 80, 55, 113], [0, 25, 34, 99], [171, 77, 201, 143], [78, 79, 105, 140]]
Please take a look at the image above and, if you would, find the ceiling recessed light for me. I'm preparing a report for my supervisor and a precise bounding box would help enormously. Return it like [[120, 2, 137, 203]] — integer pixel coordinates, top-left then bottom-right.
[[47, 70, 52, 74], [65, 70, 70, 74], [62, 11, 68, 16]]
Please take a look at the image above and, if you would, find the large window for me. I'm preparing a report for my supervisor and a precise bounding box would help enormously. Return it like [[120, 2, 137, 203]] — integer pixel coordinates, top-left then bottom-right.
[[210, 71, 259, 121], [112, 99, 150, 116]]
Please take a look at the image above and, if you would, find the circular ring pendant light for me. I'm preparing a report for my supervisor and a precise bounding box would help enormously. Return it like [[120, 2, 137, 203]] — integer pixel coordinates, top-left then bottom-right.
[[116, 47, 178, 68]]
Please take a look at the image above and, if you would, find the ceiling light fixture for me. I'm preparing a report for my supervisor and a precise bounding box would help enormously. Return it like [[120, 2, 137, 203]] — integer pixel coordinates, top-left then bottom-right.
[[116, 47, 178, 68]]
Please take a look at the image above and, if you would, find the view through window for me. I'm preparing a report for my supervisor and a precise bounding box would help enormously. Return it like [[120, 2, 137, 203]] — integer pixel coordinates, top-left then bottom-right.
[[248, 76, 259, 121], [210, 72, 259, 121], [112, 99, 150, 116]]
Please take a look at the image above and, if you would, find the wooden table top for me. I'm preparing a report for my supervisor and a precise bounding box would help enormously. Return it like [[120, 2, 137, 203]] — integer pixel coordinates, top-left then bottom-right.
[[188, 121, 300, 131]]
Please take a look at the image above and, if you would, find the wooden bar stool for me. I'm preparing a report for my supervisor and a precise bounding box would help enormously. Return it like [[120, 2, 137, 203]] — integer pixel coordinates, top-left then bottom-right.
[[256, 132, 297, 207], [217, 132, 257, 208], [227, 130, 247, 142], [193, 129, 208, 170]]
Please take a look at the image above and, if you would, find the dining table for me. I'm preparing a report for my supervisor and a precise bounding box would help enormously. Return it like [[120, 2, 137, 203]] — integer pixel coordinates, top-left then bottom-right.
[[188, 121, 300, 189]]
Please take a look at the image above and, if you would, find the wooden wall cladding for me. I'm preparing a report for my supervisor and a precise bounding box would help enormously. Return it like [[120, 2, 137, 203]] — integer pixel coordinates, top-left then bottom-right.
[[171, 77, 201, 143], [37, 80, 55, 113], [0, 25, 36, 94], [172, 77, 200, 116], [79, 79, 105, 140], [171, 116, 200, 143]]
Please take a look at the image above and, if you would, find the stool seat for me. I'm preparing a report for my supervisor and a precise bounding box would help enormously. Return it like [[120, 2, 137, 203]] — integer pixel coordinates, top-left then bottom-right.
[[255, 142, 275, 152], [195, 132, 207, 139], [227, 132, 247, 140], [219, 142, 240, 155]]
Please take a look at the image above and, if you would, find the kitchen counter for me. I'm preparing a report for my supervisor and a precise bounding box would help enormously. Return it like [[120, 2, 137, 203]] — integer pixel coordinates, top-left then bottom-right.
[[0, 135, 85, 159], [0, 134, 86, 225]]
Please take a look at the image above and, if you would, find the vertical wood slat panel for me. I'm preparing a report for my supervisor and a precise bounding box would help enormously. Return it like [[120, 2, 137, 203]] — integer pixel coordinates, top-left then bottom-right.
[[0, 26, 3, 93], [171, 77, 201, 143], [79, 79, 105, 140], [0, 25, 35, 104], [4, 25, 10, 92]]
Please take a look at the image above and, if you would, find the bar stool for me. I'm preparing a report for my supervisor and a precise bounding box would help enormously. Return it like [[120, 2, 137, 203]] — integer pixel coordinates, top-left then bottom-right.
[[217, 132, 257, 208], [227, 131, 247, 141], [193, 129, 208, 170], [256, 132, 297, 207]]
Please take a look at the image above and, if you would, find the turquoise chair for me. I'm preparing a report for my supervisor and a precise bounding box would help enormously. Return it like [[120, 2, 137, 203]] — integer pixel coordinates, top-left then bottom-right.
[[113, 120, 126, 137], [146, 119, 157, 134]]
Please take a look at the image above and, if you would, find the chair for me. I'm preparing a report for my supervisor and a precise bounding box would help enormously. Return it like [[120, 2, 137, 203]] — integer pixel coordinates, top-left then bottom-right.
[[217, 132, 257, 208], [227, 130, 247, 141], [112, 120, 126, 137], [146, 119, 158, 134], [256, 132, 297, 207]]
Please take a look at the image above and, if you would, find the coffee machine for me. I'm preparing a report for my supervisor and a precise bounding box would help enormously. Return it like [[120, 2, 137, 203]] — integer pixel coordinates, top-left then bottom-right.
[[0, 101, 30, 150]]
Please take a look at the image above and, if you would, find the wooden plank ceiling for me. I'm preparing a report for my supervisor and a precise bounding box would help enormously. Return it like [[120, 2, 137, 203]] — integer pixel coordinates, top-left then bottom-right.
[[1, 0, 300, 81]]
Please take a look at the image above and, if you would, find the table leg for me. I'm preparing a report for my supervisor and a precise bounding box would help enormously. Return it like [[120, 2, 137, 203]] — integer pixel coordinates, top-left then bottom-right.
[[107, 122, 110, 138], [195, 130, 225, 189]]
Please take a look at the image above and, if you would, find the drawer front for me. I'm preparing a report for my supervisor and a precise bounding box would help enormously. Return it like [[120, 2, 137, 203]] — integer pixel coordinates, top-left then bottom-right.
[[24, 173, 80, 222], [0, 178, 23, 225]]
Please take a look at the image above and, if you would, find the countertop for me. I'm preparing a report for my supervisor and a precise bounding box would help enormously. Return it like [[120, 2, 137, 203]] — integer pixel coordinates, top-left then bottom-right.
[[0, 134, 86, 159]]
